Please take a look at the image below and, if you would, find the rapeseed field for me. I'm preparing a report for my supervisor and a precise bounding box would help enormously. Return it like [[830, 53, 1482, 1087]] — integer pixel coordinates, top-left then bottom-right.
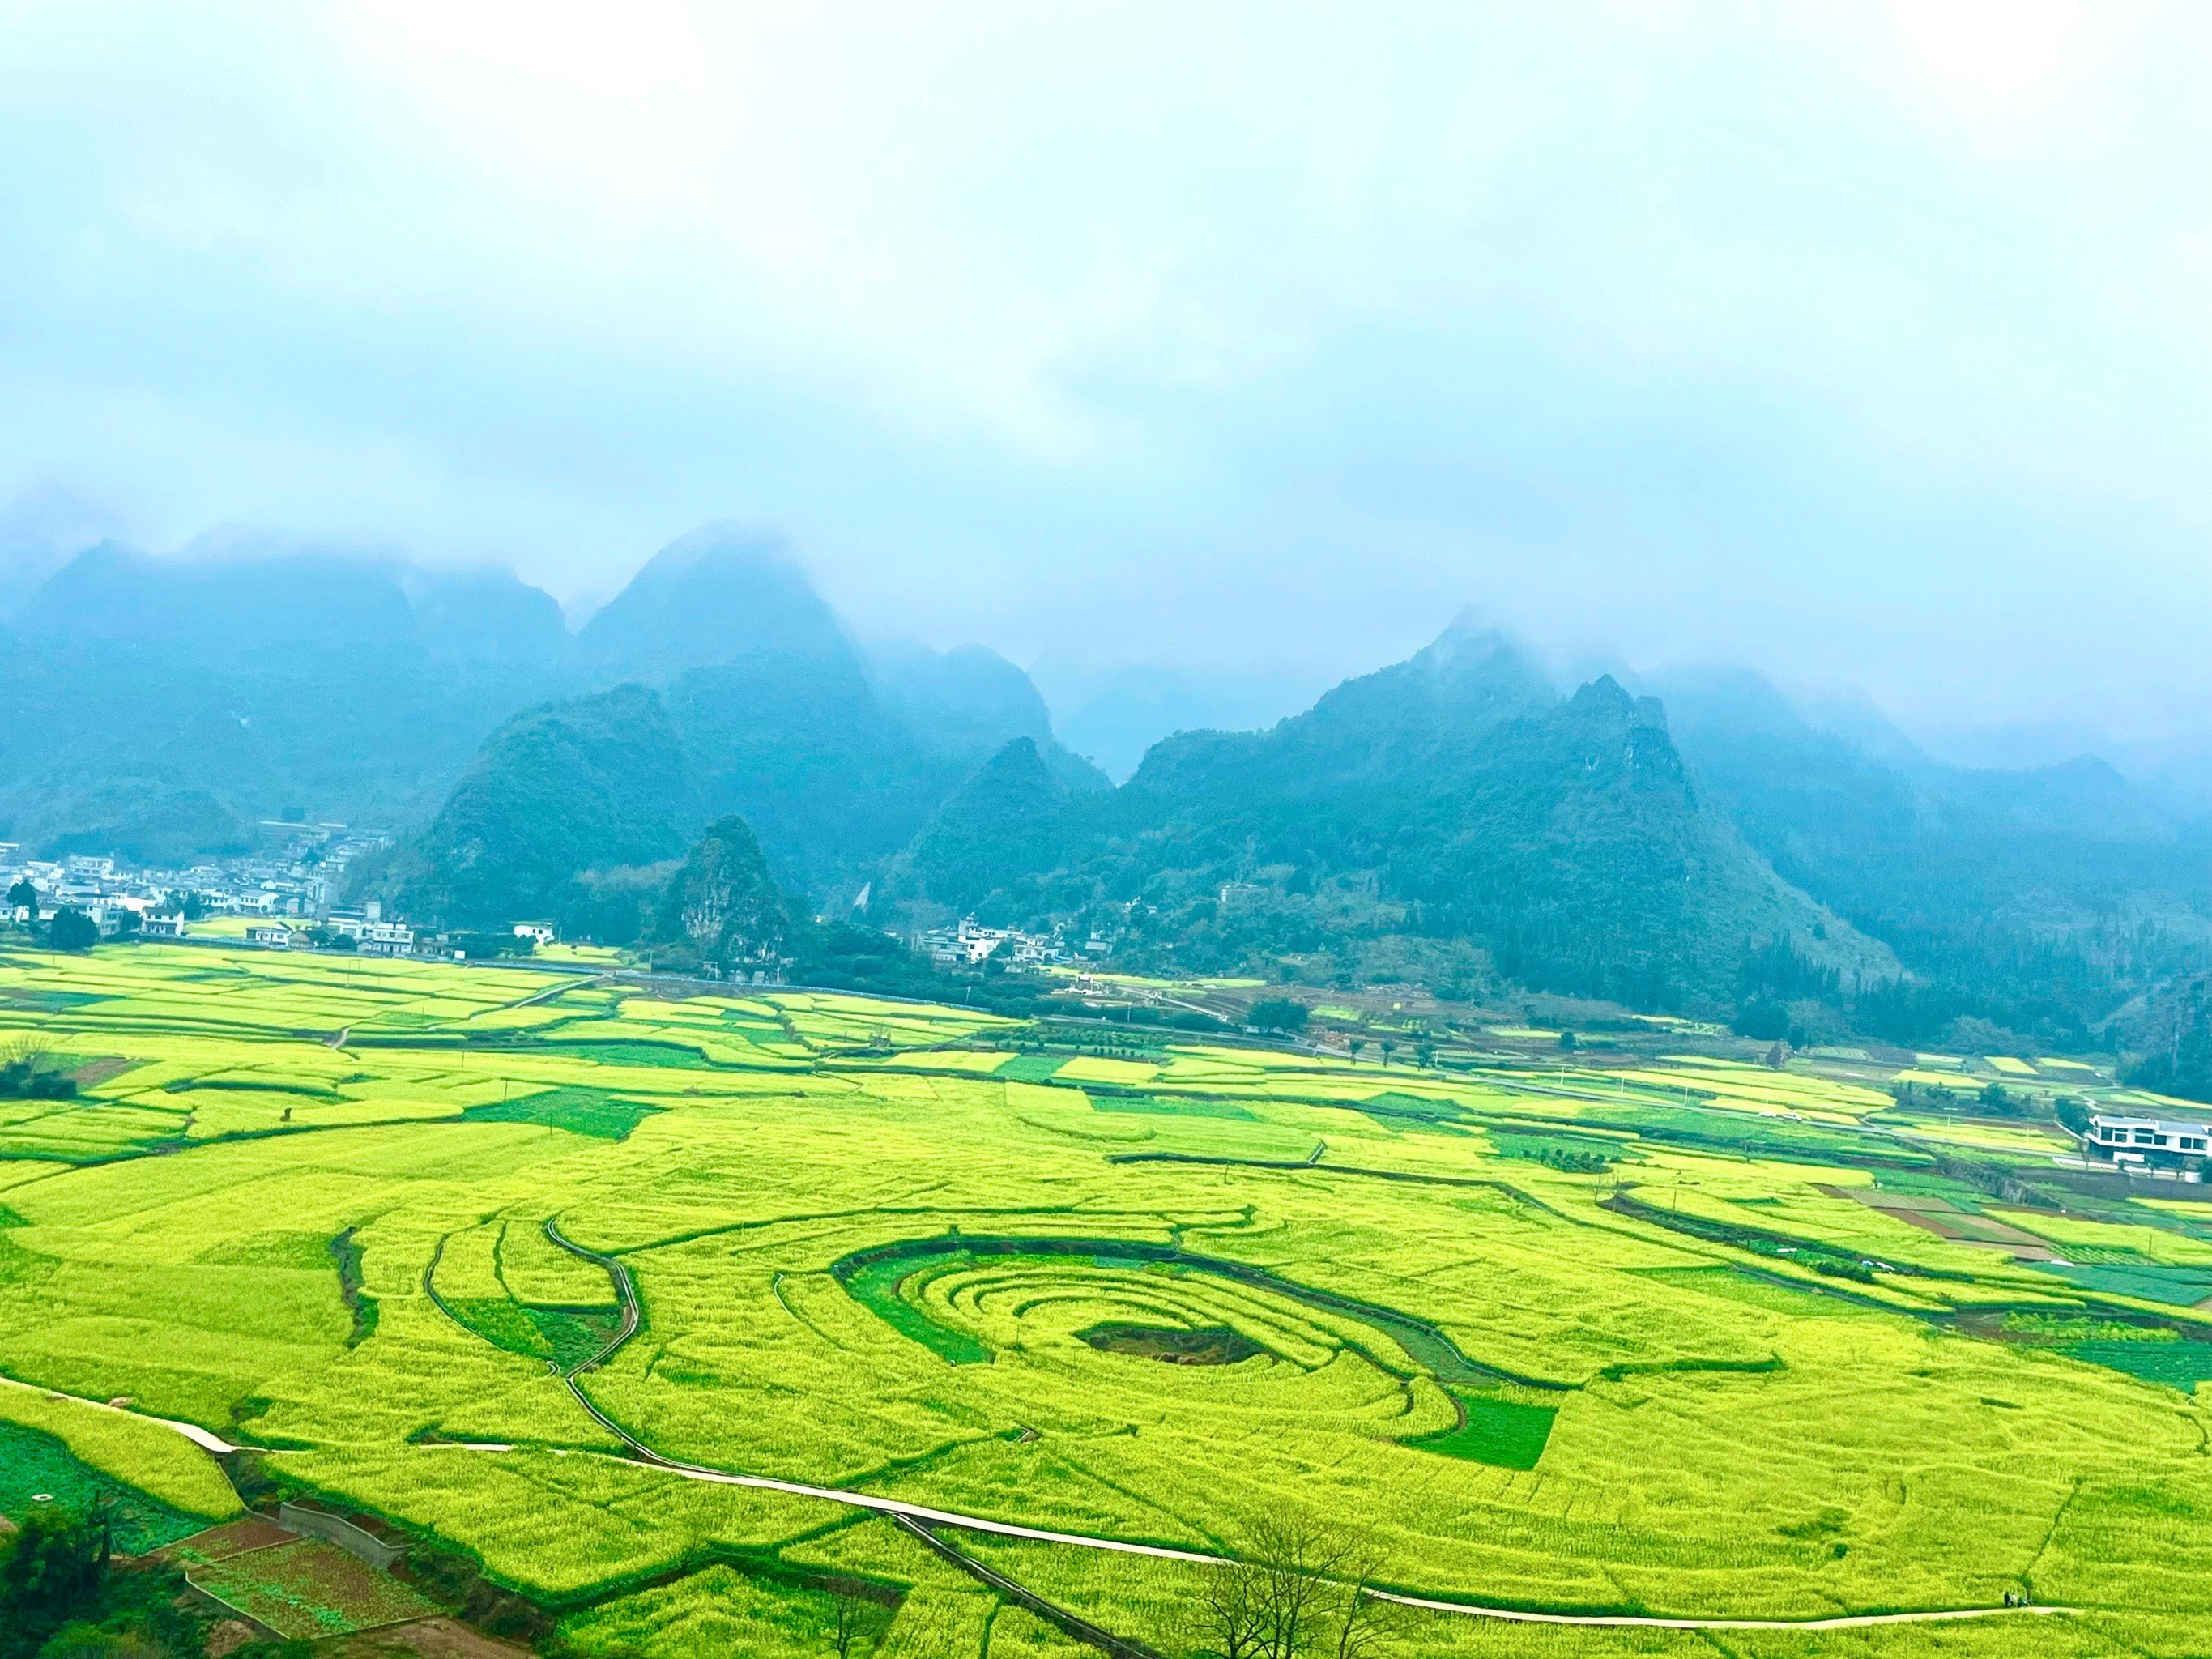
[[0, 940, 2209, 1655]]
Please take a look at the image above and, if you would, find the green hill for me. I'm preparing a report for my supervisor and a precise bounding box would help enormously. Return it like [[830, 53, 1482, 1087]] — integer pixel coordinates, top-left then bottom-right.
[[870, 625, 1890, 1009], [646, 814, 795, 975], [1654, 665, 2212, 1046], [394, 684, 695, 931]]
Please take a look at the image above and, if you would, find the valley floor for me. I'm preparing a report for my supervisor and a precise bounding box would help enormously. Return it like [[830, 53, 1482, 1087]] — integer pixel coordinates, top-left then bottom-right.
[[1, 942, 2209, 1657]]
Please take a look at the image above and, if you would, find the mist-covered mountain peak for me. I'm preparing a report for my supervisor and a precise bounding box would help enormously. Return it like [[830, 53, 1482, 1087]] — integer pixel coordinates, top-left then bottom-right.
[[868, 640, 1053, 757], [573, 522, 851, 683], [21, 536, 421, 658], [407, 568, 570, 667]]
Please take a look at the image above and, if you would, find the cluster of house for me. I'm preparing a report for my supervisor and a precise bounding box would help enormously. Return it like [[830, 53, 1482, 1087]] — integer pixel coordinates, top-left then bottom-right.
[[245, 898, 417, 955], [245, 915, 556, 958], [913, 916, 1110, 968], [1, 824, 390, 941]]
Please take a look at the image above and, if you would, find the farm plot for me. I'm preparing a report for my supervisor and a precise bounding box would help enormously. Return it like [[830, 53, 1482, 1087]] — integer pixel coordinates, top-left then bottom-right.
[[3, 943, 2212, 1654], [190, 1536, 440, 1637]]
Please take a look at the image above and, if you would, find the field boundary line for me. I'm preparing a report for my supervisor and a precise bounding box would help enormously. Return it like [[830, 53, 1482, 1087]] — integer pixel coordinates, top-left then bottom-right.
[[889, 1512, 1162, 1659], [520, 1237, 2082, 1633], [532, 1444, 2075, 1632], [1366, 1588, 2077, 1629], [0, 1371, 241, 1456]]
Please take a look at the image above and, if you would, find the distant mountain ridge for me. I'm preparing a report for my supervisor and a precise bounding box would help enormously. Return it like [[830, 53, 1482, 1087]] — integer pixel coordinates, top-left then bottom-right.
[[871, 623, 1896, 1009], [359, 527, 1105, 923], [9, 518, 2211, 1034], [0, 525, 1089, 889], [0, 535, 569, 856], [1647, 664, 2212, 1043]]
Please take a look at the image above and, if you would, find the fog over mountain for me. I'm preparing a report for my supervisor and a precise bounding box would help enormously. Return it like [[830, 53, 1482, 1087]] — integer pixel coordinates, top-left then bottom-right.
[[7, 6, 2212, 753]]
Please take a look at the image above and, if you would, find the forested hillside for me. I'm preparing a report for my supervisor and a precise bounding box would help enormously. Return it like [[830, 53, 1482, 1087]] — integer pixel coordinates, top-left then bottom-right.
[[391, 685, 694, 934], [11, 522, 2210, 1035], [868, 625, 1894, 1009], [381, 528, 1105, 915], [1654, 667, 2212, 1047], [0, 536, 565, 855]]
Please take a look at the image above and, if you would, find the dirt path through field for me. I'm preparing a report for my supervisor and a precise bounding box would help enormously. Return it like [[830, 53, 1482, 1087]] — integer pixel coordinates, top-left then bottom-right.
[[518, 1223, 2079, 1633]]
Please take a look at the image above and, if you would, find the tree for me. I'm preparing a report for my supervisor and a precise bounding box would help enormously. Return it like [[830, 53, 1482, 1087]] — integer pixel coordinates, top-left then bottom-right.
[[34, 1626, 162, 1659], [46, 909, 97, 953], [1732, 998, 1788, 1042], [1, 1036, 75, 1101], [1320, 1531, 1405, 1659], [1249, 999, 1309, 1034], [1191, 1542, 1268, 1659], [1556, 1030, 1577, 1052], [1186, 1514, 1404, 1659], [6, 878, 36, 923], [0, 1499, 109, 1649], [827, 1585, 869, 1657]]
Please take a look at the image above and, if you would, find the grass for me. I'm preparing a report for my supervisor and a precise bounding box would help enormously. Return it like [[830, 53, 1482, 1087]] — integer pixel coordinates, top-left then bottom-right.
[[839, 1252, 995, 1364], [6, 941, 2212, 1647], [463, 1085, 663, 1140], [0, 1419, 211, 1552], [1414, 1393, 1558, 1469]]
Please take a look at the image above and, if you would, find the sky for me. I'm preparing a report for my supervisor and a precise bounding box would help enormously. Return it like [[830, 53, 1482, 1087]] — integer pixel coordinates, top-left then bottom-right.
[[2, 2, 2210, 753]]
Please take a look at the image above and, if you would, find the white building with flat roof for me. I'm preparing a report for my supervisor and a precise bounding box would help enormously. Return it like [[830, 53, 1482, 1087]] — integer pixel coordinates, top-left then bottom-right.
[[2082, 1110, 2211, 1177]]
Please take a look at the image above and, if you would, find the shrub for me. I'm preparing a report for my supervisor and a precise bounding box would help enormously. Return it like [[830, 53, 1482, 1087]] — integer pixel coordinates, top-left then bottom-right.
[[46, 910, 97, 953]]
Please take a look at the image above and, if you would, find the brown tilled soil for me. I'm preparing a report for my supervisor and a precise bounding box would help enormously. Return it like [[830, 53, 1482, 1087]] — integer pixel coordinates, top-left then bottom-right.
[[313, 1617, 535, 1658], [153, 1515, 294, 1562]]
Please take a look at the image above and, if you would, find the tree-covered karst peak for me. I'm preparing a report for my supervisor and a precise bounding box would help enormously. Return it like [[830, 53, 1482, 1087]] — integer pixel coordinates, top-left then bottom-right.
[[392, 683, 697, 932], [647, 813, 795, 975], [1258, 619, 1557, 784], [877, 736, 1074, 919], [864, 625, 1890, 1009]]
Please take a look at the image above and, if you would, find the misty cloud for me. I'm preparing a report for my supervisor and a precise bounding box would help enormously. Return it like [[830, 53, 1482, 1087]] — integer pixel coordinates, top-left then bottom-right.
[[2, 2, 2209, 753]]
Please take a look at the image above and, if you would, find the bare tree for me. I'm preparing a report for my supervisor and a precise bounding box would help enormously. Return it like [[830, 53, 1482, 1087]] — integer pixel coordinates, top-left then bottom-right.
[[1321, 1532, 1407, 1659], [1192, 1546, 1268, 1659], [1187, 1515, 1404, 1659], [826, 1583, 867, 1657], [1248, 1512, 1343, 1657]]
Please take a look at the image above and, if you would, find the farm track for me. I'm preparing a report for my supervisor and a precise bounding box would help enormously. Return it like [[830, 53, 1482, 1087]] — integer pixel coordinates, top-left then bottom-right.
[[522, 1230, 2078, 1635], [888, 1511, 1163, 1659]]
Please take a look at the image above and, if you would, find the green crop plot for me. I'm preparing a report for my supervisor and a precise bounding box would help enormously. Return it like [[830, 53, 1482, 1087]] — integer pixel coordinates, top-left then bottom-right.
[[463, 1085, 663, 1139], [0, 1419, 209, 1552], [1416, 1393, 1558, 1469], [3, 941, 2212, 1655], [190, 1537, 440, 1636]]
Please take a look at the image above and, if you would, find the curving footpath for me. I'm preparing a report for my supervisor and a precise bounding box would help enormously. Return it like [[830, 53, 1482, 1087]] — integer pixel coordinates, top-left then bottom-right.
[[13, 1233, 2073, 1639]]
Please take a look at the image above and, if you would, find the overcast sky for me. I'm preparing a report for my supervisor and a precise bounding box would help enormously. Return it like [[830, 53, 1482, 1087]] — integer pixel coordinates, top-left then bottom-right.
[[2, 2, 2209, 748]]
